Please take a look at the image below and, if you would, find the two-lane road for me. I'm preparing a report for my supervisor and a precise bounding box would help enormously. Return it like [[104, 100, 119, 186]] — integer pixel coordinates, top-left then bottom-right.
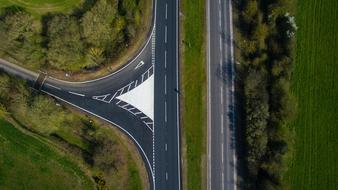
[[154, 0, 181, 189], [0, 0, 181, 189], [207, 0, 237, 189]]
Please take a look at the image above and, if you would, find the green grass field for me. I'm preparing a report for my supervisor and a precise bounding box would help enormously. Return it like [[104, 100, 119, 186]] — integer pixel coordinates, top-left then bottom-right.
[[0, 0, 82, 16], [181, 0, 206, 189], [284, 0, 338, 189], [0, 119, 94, 190]]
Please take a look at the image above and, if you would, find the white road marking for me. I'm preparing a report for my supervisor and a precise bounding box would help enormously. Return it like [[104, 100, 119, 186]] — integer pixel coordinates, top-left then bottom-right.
[[135, 61, 145, 70], [69, 91, 85, 97], [221, 91, 224, 105], [165, 172, 168, 180], [221, 116, 224, 134], [165, 143, 168, 151], [219, 37, 222, 54], [165, 3, 168, 20], [165, 101, 167, 123], [40, 90, 154, 180], [222, 143, 224, 163], [128, 107, 136, 111], [219, 10, 222, 28], [135, 111, 142, 115], [165, 50, 167, 69], [222, 172, 225, 190], [45, 83, 61, 90], [116, 75, 154, 120], [165, 26, 168, 43]]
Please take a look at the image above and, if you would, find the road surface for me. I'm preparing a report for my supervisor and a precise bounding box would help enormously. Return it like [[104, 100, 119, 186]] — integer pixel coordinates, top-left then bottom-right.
[[207, 0, 237, 190], [0, 0, 180, 189]]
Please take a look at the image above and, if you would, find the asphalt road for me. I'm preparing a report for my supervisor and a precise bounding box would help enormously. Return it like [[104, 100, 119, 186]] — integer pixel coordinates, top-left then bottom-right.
[[207, 0, 237, 190], [0, 0, 181, 189]]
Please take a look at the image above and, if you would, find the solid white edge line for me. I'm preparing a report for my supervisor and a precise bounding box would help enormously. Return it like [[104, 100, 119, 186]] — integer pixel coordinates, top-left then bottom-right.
[[41, 90, 154, 179], [206, 0, 212, 189]]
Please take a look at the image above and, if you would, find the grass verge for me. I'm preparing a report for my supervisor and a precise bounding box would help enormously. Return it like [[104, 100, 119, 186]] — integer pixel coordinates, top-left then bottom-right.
[[0, 0, 82, 17], [180, 0, 206, 189], [284, 0, 338, 189], [0, 118, 94, 190]]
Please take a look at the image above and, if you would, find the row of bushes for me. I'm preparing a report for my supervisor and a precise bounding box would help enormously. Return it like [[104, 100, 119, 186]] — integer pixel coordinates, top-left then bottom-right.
[[0, 0, 144, 71], [0, 72, 142, 189], [234, 0, 297, 189]]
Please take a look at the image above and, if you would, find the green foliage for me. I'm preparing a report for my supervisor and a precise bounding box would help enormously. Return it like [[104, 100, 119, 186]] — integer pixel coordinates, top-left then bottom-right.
[[0, 118, 94, 190], [234, 0, 297, 189], [0, 0, 146, 71], [284, 0, 338, 189], [47, 15, 88, 70], [0, 10, 45, 68], [182, 0, 206, 189], [0, 72, 145, 189], [81, 0, 118, 48]]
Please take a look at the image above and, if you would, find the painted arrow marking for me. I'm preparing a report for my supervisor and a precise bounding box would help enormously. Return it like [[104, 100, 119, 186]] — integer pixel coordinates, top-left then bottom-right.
[[135, 61, 145, 70]]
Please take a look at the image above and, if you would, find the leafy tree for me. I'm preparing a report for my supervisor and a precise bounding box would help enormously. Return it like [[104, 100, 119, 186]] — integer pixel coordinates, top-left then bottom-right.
[[81, 0, 118, 48], [47, 15, 88, 70], [0, 11, 45, 67]]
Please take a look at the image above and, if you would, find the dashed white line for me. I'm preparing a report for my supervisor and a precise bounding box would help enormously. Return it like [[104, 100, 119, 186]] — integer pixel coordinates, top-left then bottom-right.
[[222, 172, 225, 190], [165, 101, 167, 123], [165, 50, 167, 69], [222, 143, 224, 163], [165, 172, 168, 181], [221, 116, 224, 134], [165, 143, 168, 151], [165, 3, 168, 20], [69, 91, 85, 97], [219, 37, 222, 53], [219, 10, 222, 28], [165, 26, 167, 43], [45, 83, 61, 90], [221, 92, 224, 105]]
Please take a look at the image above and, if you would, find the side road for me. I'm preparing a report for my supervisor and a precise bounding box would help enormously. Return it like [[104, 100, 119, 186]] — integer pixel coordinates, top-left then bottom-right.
[[207, 0, 237, 189]]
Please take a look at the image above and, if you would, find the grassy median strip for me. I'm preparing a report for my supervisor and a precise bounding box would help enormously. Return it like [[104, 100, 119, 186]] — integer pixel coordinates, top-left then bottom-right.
[[181, 0, 206, 189], [284, 0, 338, 189]]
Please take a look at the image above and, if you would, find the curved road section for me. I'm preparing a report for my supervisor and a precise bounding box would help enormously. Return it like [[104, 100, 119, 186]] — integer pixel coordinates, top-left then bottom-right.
[[207, 0, 237, 190], [0, 0, 180, 189]]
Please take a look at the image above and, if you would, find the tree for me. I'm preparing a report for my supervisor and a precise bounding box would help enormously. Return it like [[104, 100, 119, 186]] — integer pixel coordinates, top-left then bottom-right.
[[93, 132, 125, 173], [0, 11, 45, 67], [81, 0, 118, 48], [47, 15, 87, 70]]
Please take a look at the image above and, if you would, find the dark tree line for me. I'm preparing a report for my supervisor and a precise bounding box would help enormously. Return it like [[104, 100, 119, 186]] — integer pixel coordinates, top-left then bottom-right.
[[0, 0, 144, 71], [234, 0, 297, 189]]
